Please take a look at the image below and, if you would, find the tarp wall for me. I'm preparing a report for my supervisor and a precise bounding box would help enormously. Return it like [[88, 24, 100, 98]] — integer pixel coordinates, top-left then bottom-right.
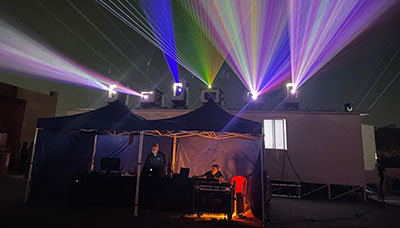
[[175, 136, 260, 181], [142, 135, 173, 170], [174, 136, 262, 217], [29, 133, 173, 204], [94, 134, 173, 173], [94, 135, 139, 173], [29, 129, 95, 204]]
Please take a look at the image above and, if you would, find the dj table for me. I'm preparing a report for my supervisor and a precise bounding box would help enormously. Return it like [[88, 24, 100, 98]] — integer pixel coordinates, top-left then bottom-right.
[[193, 180, 234, 220], [70, 173, 136, 207], [71, 173, 234, 219]]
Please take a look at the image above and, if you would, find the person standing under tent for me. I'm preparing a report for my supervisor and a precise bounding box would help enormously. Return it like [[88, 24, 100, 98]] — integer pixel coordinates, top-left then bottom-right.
[[19, 142, 29, 176], [376, 159, 386, 199], [141, 143, 166, 211], [143, 143, 166, 177]]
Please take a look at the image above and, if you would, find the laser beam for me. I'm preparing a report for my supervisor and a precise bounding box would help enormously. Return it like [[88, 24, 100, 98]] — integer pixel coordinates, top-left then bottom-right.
[[0, 20, 140, 96], [98, 0, 226, 87], [139, 0, 179, 83], [288, 0, 393, 90], [184, 0, 291, 96]]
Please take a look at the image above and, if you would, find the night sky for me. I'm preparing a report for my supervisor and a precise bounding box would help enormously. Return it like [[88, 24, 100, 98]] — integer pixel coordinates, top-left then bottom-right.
[[1, 0, 400, 127]]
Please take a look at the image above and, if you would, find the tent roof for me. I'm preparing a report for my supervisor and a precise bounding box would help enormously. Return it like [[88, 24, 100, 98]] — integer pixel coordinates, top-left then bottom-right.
[[37, 100, 262, 135], [37, 100, 145, 132], [151, 99, 262, 135]]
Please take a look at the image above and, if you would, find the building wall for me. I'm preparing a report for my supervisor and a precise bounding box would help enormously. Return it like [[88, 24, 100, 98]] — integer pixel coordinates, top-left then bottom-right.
[[234, 111, 365, 186], [0, 96, 26, 161], [134, 109, 366, 186], [0, 82, 58, 171], [16, 88, 58, 144]]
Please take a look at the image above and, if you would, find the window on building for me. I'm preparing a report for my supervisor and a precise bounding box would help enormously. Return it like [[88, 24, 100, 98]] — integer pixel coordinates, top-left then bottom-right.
[[263, 119, 287, 150]]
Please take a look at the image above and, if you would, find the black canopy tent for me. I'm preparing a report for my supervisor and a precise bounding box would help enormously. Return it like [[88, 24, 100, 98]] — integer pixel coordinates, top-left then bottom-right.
[[36, 99, 145, 133], [150, 99, 261, 134], [142, 100, 265, 221], [27, 100, 265, 222], [26, 100, 150, 205]]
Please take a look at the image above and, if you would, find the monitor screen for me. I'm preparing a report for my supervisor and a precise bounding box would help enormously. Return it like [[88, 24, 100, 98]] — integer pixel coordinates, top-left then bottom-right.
[[180, 167, 190, 178]]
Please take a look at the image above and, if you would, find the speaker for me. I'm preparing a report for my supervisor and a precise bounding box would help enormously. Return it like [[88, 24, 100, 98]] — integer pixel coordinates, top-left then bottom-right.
[[193, 184, 234, 214]]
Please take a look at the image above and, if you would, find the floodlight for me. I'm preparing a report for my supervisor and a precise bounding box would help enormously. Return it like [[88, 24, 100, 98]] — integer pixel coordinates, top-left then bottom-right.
[[139, 89, 163, 108], [244, 91, 260, 102], [286, 83, 297, 96], [284, 82, 299, 110], [251, 92, 258, 100], [200, 88, 224, 105], [177, 87, 183, 94], [171, 80, 188, 108], [244, 91, 264, 109], [173, 82, 183, 96], [107, 84, 118, 102]]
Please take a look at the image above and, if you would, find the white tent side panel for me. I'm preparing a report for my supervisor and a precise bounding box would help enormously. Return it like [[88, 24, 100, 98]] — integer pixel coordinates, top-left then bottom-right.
[[361, 124, 376, 171], [235, 112, 366, 186]]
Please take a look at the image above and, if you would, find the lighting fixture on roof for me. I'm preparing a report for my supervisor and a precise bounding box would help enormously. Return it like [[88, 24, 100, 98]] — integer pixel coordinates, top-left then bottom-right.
[[139, 89, 163, 108], [284, 82, 300, 111], [107, 84, 118, 103], [244, 91, 264, 110], [200, 88, 224, 105], [171, 80, 188, 108]]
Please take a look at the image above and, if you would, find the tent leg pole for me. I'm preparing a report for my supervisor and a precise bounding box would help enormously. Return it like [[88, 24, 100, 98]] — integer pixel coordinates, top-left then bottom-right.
[[25, 128, 39, 204], [363, 185, 367, 202], [328, 184, 332, 200], [260, 135, 265, 226], [134, 131, 145, 216], [172, 135, 177, 173], [90, 134, 98, 171]]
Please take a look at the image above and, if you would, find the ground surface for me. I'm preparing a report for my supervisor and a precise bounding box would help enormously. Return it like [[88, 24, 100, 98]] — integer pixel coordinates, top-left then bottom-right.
[[1, 175, 400, 228]]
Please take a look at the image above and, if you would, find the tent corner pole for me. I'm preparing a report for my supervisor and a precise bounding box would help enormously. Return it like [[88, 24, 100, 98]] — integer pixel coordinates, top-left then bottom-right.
[[24, 128, 39, 204], [363, 185, 367, 202], [260, 132, 265, 226], [172, 135, 177, 173], [90, 134, 98, 171], [328, 184, 332, 200], [134, 130, 145, 216]]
